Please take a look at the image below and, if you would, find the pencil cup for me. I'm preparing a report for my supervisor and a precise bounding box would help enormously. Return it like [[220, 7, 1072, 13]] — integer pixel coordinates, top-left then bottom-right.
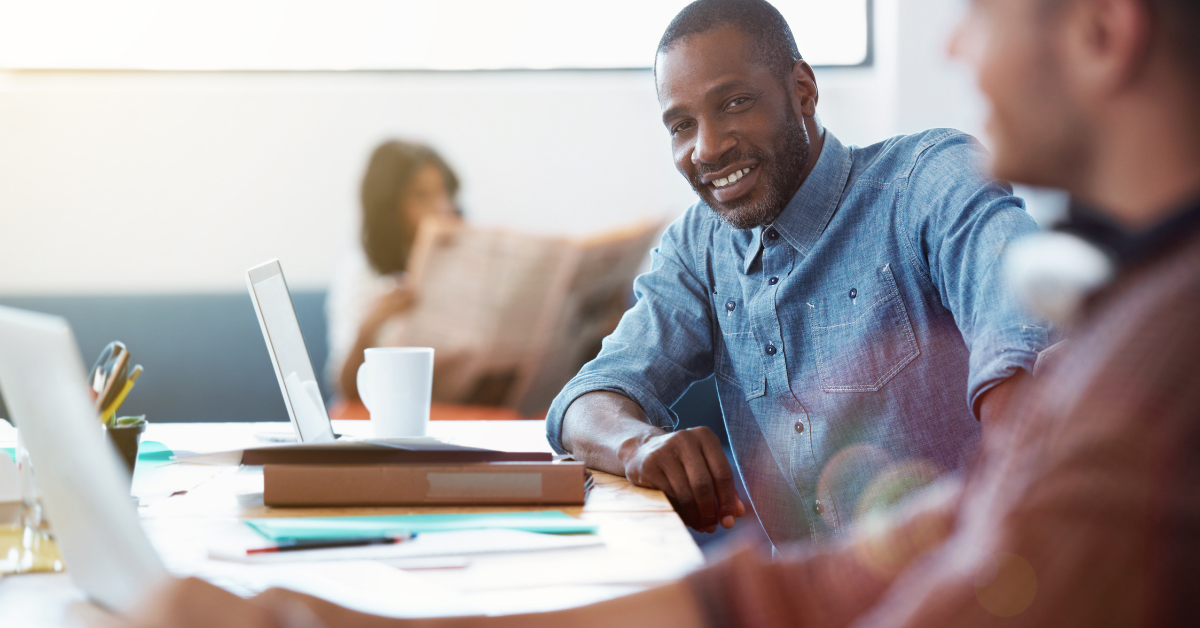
[[104, 422, 146, 481], [357, 347, 434, 438]]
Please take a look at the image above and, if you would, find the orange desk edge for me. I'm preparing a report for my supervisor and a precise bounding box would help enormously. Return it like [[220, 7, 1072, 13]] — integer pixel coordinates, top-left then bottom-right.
[[329, 399, 546, 422]]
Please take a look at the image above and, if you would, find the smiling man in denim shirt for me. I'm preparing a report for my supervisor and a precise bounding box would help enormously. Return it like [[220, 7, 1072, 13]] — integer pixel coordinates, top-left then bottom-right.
[[547, 0, 1051, 548]]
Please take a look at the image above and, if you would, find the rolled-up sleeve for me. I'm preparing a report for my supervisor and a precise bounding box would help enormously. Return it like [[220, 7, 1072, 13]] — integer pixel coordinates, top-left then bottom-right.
[[900, 132, 1052, 414], [546, 212, 717, 454]]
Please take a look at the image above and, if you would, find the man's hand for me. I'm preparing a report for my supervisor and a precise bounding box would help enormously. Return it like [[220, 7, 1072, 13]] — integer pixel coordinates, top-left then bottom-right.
[[80, 578, 288, 628], [85, 577, 438, 628], [562, 391, 746, 533], [620, 427, 746, 532]]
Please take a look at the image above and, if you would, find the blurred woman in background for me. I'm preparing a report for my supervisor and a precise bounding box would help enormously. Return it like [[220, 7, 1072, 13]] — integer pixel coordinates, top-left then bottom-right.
[[326, 140, 461, 400]]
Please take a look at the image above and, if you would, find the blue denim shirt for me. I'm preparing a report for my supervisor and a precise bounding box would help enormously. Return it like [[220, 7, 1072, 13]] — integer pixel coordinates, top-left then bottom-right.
[[547, 129, 1050, 546]]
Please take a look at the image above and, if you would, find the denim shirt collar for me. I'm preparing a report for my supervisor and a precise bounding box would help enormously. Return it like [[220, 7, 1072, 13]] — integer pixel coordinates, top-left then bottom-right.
[[744, 130, 853, 274]]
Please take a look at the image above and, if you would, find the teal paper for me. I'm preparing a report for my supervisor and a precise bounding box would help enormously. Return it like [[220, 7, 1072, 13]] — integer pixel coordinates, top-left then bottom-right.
[[134, 441, 176, 473], [2, 447, 13, 463], [246, 511, 597, 541], [138, 441, 174, 461]]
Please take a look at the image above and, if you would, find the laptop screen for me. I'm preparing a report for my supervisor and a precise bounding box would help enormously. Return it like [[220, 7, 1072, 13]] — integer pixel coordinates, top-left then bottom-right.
[[246, 260, 335, 443]]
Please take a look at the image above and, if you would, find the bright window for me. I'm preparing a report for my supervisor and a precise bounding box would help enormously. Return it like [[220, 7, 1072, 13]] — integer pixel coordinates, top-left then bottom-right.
[[0, 0, 870, 71]]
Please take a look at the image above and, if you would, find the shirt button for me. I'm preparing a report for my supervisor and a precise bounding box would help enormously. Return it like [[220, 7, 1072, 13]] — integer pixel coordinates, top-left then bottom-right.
[[766, 229, 780, 241], [814, 500, 824, 515], [794, 421, 804, 434], [849, 288, 858, 299], [768, 277, 779, 285], [765, 344, 777, 356], [725, 300, 736, 312]]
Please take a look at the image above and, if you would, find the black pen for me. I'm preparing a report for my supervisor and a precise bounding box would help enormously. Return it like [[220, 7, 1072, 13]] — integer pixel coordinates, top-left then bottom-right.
[[247, 532, 415, 554]]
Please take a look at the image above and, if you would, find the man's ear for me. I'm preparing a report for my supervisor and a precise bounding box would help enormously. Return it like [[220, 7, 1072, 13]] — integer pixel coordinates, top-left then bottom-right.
[[791, 59, 819, 118], [1063, 0, 1153, 98]]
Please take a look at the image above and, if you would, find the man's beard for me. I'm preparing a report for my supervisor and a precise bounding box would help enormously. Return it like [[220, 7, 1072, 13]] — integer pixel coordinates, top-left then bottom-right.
[[691, 107, 809, 230]]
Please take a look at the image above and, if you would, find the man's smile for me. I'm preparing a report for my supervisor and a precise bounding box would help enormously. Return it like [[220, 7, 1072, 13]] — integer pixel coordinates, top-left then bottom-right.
[[702, 163, 760, 203]]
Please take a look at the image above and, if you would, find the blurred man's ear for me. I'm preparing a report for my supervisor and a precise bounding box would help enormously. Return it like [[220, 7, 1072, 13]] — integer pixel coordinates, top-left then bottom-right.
[[1061, 0, 1153, 99]]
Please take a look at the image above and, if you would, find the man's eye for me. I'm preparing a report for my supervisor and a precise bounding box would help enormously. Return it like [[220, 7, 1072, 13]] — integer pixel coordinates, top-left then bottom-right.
[[671, 121, 694, 135], [727, 97, 750, 110]]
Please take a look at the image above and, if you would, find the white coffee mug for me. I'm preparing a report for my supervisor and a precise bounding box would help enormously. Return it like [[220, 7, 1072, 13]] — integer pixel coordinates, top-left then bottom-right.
[[356, 347, 434, 438]]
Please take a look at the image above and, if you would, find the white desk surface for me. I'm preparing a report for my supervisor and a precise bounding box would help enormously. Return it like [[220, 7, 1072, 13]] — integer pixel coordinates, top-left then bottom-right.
[[0, 420, 703, 626]]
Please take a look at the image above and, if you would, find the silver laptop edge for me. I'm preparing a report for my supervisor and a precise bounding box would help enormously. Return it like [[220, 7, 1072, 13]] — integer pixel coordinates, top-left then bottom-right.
[[245, 259, 336, 443]]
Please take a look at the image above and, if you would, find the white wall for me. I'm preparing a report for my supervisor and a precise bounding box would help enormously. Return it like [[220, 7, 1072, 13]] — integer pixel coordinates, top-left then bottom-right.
[[0, 70, 693, 294], [1, 0, 1038, 296]]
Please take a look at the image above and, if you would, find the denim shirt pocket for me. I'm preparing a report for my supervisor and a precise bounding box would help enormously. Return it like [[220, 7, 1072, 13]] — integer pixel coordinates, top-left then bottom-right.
[[811, 263, 920, 392], [713, 294, 766, 399]]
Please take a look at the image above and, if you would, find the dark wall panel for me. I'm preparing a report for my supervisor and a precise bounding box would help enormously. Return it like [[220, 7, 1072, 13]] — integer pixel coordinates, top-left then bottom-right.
[[0, 292, 328, 423]]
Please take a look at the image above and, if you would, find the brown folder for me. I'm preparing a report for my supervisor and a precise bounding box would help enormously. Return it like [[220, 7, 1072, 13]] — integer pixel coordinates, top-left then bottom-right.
[[243, 441, 553, 466], [263, 461, 590, 507]]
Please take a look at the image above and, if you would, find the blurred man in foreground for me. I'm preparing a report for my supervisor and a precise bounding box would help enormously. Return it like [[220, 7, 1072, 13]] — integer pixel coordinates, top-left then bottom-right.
[[114, 0, 1200, 625]]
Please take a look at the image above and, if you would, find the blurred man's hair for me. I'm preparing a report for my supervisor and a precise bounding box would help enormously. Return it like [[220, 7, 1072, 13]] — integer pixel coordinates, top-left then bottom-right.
[[360, 141, 459, 276], [1043, 0, 1200, 78], [1150, 0, 1200, 77], [656, 0, 802, 80]]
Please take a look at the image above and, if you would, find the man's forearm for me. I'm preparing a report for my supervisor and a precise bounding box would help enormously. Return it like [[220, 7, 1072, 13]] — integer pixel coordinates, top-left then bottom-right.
[[685, 477, 963, 628], [251, 578, 705, 628], [560, 391, 666, 476], [976, 369, 1031, 429], [562, 391, 744, 531]]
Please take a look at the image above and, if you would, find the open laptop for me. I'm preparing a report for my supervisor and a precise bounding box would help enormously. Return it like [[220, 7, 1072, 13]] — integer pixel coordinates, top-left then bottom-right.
[[244, 261, 563, 463], [0, 306, 167, 612], [245, 259, 337, 443]]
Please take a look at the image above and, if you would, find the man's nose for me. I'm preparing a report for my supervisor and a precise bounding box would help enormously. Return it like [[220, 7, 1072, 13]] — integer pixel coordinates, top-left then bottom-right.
[[692, 122, 735, 166]]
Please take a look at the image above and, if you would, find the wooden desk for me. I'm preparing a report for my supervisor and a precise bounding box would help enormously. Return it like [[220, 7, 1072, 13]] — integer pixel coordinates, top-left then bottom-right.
[[0, 420, 703, 626]]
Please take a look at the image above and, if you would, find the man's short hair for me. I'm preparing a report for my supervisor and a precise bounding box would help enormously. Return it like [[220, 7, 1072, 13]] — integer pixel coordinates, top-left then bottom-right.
[[656, 0, 802, 79], [1151, 0, 1200, 78], [1043, 0, 1200, 79]]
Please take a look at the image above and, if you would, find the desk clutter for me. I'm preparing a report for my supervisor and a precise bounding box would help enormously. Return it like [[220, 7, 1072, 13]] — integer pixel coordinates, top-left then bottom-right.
[[0, 293, 703, 624], [1, 418, 705, 619]]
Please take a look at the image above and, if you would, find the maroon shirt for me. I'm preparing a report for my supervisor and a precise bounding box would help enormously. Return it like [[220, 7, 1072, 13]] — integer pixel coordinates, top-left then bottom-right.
[[688, 218, 1200, 627]]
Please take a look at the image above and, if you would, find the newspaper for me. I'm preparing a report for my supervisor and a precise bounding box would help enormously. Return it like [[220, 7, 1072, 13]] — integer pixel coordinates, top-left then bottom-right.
[[377, 216, 665, 414]]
